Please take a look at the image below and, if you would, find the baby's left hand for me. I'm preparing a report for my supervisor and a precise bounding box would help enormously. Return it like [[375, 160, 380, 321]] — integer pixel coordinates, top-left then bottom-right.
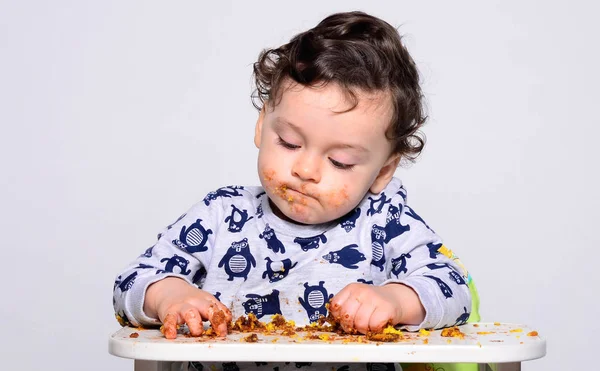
[[329, 283, 403, 334]]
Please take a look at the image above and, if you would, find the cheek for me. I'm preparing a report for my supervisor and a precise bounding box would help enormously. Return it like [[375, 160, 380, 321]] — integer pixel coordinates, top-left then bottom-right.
[[322, 185, 351, 208], [258, 145, 289, 172]]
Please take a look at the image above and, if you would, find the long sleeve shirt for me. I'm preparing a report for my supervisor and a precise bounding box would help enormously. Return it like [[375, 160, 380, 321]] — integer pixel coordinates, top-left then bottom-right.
[[113, 177, 473, 371]]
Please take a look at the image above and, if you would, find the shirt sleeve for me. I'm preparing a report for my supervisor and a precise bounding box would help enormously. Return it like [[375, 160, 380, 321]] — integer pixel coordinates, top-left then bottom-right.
[[112, 197, 223, 327], [378, 191, 472, 331]]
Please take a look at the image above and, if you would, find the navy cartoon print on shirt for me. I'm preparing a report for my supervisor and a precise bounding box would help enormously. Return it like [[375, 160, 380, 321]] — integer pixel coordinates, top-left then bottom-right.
[[383, 204, 411, 243], [339, 207, 361, 232], [366, 193, 392, 216], [262, 257, 297, 282], [218, 238, 256, 281], [426, 262, 452, 270], [299, 281, 334, 323], [454, 307, 470, 325], [427, 242, 443, 259], [141, 246, 154, 258], [242, 289, 282, 319], [357, 278, 374, 285], [192, 266, 207, 285], [157, 255, 191, 275], [396, 186, 407, 202], [256, 203, 264, 219], [448, 269, 467, 285], [424, 274, 453, 298], [322, 244, 366, 269], [293, 233, 327, 252], [391, 253, 412, 277], [406, 205, 434, 232], [370, 224, 387, 271], [224, 205, 254, 233], [203, 186, 244, 206], [134, 263, 153, 269], [115, 271, 137, 292], [259, 224, 286, 253], [427, 263, 466, 285], [172, 219, 213, 254]]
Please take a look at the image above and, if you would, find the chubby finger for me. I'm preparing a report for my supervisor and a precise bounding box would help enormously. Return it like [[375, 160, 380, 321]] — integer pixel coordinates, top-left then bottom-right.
[[354, 302, 377, 334], [338, 296, 361, 333], [161, 312, 179, 339], [216, 301, 233, 323], [182, 306, 204, 337], [368, 307, 394, 332], [329, 289, 351, 318], [199, 302, 228, 337]]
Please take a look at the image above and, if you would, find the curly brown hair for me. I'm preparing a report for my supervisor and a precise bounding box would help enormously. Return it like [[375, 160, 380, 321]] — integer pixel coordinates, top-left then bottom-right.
[[252, 11, 427, 162]]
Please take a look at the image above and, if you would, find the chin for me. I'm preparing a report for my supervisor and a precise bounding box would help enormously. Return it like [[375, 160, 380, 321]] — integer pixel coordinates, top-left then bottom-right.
[[275, 203, 318, 225], [286, 208, 338, 225]]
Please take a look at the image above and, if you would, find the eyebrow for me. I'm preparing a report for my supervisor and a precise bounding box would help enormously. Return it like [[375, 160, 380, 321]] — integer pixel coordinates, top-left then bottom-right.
[[274, 117, 370, 153]]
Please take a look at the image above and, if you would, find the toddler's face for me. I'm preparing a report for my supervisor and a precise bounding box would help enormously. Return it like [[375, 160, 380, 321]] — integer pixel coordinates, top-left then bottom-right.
[[254, 81, 399, 225]]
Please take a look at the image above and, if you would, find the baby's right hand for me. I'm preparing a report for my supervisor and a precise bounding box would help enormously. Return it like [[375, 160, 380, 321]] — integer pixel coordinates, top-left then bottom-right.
[[143, 277, 232, 339]]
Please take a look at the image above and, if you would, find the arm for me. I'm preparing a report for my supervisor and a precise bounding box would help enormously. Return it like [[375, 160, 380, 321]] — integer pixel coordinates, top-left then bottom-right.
[[330, 190, 472, 333], [112, 199, 231, 337], [379, 203, 472, 330]]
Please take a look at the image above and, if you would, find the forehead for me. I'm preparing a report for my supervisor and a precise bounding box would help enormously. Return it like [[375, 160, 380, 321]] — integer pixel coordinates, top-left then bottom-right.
[[270, 81, 393, 138]]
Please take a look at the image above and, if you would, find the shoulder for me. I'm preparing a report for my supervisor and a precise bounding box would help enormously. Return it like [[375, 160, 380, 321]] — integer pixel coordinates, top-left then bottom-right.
[[199, 185, 265, 208], [358, 177, 407, 217], [356, 177, 439, 239]]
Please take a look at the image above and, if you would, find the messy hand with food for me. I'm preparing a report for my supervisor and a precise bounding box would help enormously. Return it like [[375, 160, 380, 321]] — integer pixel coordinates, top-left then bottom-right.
[[143, 277, 232, 339], [329, 282, 425, 334]]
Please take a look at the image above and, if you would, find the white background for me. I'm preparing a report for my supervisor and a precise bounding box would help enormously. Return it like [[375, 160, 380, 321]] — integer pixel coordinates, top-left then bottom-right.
[[1, 1, 598, 370]]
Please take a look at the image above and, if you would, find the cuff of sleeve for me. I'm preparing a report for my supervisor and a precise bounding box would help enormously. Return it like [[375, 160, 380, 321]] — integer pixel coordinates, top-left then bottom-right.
[[381, 276, 444, 331], [124, 273, 193, 327]]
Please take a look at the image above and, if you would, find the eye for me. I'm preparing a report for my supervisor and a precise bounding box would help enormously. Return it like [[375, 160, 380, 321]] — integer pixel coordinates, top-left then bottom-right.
[[277, 137, 300, 150], [329, 158, 354, 171]]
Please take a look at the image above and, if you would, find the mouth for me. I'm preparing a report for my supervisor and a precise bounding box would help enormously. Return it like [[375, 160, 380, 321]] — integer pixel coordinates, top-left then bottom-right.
[[274, 184, 314, 202]]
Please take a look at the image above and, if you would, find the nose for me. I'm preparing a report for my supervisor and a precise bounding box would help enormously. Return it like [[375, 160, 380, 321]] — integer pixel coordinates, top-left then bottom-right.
[[291, 152, 321, 183]]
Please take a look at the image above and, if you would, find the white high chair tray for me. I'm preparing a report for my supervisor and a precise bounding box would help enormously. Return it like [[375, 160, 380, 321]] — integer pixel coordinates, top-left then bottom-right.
[[109, 322, 545, 363]]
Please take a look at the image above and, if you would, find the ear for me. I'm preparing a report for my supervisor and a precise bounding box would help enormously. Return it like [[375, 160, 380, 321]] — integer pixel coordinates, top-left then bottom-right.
[[370, 154, 401, 194], [254, 104, 267, 148]]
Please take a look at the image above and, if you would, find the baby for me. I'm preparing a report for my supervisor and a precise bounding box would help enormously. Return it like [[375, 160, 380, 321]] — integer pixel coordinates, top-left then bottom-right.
[[113, 11, 474, 371]]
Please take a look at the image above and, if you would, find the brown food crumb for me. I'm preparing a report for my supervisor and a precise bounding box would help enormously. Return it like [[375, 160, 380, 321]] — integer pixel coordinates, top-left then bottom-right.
[[232, 313, 266, 332], [441, 326, 466, 339], [271, 314, 286, 327], [242, 333, 259, 343], [191, 311, 417, 343], [212, 309, 226, 328], [203, 328, 218, 338], [367, 332, 402, 342], [281, 328, 296, 336], [129, 332, 139, 338]]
